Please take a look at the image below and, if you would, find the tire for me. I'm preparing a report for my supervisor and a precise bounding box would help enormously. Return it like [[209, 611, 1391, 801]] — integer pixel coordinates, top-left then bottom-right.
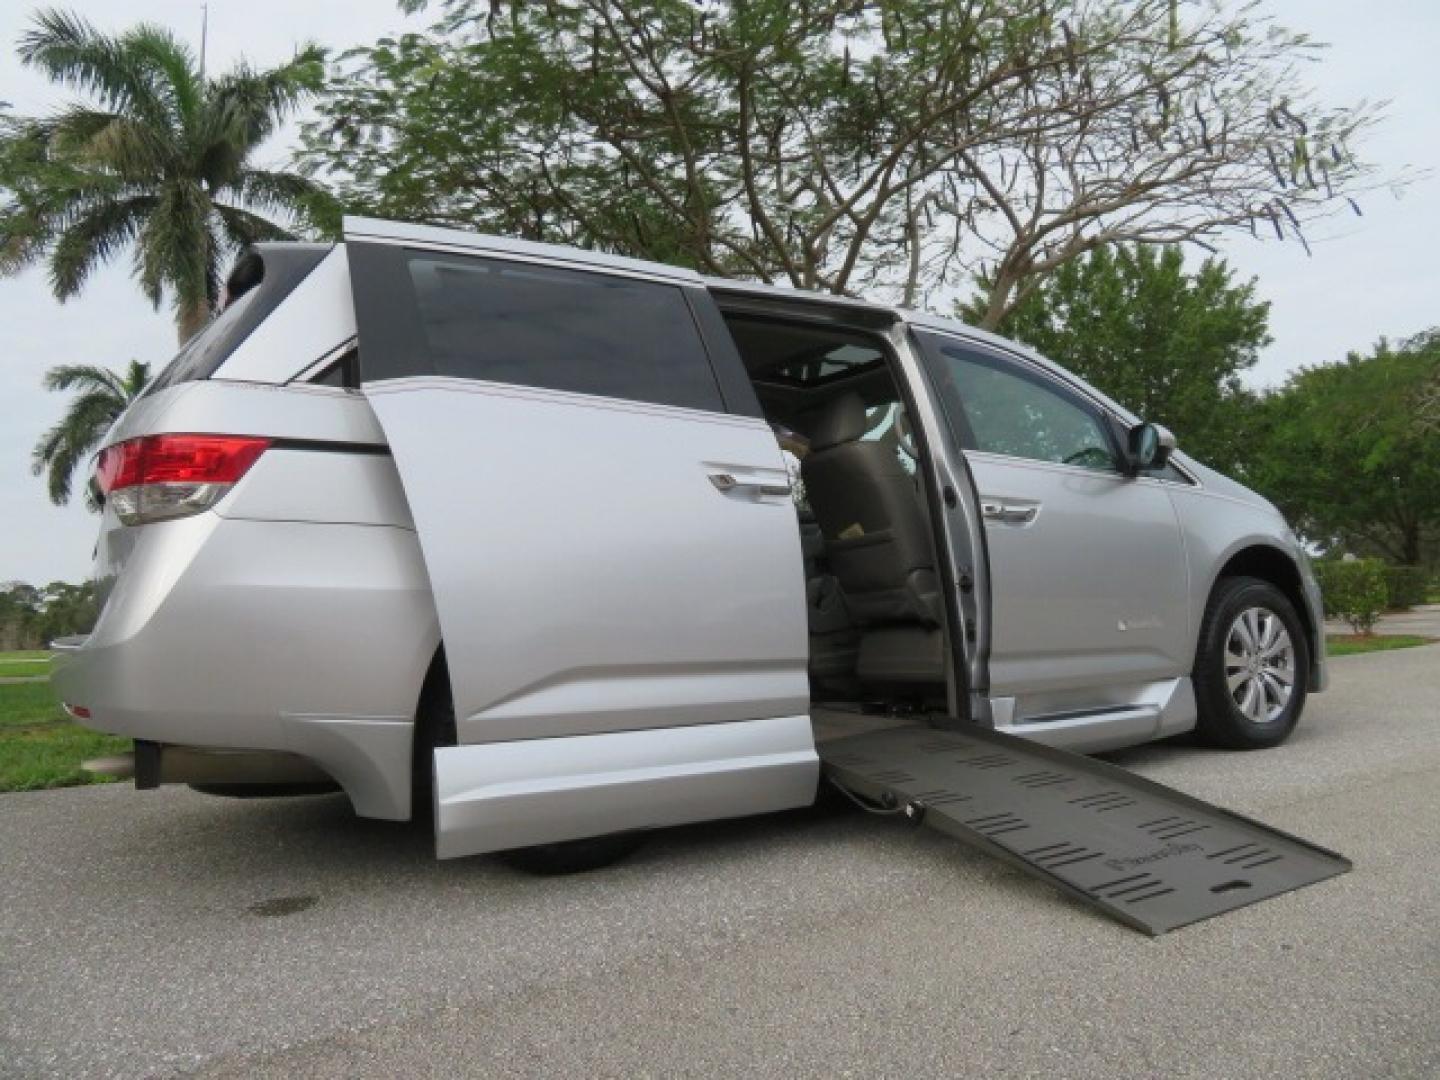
[[497, 833, 646, 875], [1193, 575, 1310, 750]]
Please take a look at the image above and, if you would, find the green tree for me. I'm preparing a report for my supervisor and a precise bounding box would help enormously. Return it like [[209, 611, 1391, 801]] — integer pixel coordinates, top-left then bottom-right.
[[304, 0, 1383, 325], [1249, 332, 1440, 567], [31, 359, 151, 506], [0, 9, 328, 342], [982, 244, 1270, 473]]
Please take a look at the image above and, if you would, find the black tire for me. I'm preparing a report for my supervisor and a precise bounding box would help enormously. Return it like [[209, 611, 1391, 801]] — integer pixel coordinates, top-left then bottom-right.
[[188, 782, 340, 799], [497, 833, 646, 875], [1193, 575, 1310, 750]]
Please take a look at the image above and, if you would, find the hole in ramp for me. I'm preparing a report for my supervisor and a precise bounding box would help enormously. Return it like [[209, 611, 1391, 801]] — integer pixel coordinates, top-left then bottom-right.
[[1209, 880, 1252, 895]]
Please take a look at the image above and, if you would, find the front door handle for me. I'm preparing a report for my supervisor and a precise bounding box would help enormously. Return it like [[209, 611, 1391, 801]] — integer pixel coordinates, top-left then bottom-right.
[[981, 499, 1039, 524], [709, 472, 791, 499]]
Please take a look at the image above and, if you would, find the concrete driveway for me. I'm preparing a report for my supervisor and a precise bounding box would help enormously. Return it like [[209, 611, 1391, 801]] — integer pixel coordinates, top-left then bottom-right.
[[3, 645, 1438, 1079]]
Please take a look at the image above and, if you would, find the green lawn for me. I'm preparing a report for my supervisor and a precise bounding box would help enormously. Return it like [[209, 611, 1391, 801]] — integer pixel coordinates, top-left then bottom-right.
[[0, 679, 129, 792], [0, 649, 54, 679], [1326, 633, 1435, 657]]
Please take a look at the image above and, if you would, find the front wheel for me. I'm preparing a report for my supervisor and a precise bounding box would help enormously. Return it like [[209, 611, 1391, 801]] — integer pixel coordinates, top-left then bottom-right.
[[1193, 576, 1310, 750]]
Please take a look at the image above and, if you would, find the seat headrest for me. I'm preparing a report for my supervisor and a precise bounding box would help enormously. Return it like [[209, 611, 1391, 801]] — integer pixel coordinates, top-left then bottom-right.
[[808, 392, 868, 451]]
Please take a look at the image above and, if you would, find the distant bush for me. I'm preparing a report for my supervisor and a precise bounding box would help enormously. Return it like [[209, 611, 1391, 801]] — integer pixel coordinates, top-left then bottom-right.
[[1314, 559, 1388, 634], [1383, 566, 1430, 610]]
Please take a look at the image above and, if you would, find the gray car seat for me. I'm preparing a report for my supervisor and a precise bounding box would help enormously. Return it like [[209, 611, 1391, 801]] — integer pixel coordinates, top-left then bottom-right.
[[800, 392, 945, 689]]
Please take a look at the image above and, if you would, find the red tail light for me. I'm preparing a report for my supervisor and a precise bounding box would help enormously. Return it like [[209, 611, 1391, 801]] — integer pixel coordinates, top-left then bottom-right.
[[94, 434, 270, 524]]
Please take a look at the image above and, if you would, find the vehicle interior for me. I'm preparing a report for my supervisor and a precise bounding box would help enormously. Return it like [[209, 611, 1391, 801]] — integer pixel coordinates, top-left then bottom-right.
[[715, 302, 953, 742]]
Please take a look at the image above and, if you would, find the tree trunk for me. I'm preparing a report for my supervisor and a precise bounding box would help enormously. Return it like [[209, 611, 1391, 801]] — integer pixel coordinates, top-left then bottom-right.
[[176, 297, 212, 345], [977, 277, 1015, 330], [1402, 521, 1422, 567]]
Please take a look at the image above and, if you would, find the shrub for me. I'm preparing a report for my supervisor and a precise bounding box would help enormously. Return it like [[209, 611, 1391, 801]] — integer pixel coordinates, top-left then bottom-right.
[[1313, 559, 1388, 634], [1383, 565, 1430, 610]]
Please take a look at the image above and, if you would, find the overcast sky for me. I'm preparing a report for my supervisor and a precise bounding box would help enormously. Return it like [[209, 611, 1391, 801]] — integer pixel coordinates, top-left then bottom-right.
[[2, 0, 1438, 585]]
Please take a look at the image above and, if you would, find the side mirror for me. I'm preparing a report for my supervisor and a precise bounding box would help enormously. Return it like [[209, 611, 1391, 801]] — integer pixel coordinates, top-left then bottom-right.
[[1125, 422, 1176, 474]]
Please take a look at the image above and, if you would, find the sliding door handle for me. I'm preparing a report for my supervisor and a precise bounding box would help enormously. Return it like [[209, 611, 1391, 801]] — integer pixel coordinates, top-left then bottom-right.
[[709, 472, 791, 499], [981, 500, 1039, 524]]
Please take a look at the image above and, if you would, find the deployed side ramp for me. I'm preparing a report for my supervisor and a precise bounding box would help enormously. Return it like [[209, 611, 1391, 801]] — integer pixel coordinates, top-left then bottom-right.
[[819, 723, 1350, 935]]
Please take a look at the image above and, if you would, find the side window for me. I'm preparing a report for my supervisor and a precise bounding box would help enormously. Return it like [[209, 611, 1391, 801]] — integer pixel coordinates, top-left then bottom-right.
[[308, 347, 359, 388], [920, 337, 1117, 472], [349, 243, 724, 412]]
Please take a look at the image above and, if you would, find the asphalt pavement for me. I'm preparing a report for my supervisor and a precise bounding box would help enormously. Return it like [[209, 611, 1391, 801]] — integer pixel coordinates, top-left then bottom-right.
[[2, 644, 1438, 1079]]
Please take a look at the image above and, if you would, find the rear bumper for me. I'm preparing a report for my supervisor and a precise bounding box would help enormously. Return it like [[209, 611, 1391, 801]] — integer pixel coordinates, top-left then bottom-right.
[[52, 512, 439, 820]]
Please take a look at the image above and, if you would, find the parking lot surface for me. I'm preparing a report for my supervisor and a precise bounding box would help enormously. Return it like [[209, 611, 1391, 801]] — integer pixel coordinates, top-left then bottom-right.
[[3, 645, 1438, 1079]]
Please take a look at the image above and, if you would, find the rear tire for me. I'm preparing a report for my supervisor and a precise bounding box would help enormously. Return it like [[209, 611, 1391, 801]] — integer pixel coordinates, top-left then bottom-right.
[[497, 833, 646, 875], [1193, 576, 1310, 750]]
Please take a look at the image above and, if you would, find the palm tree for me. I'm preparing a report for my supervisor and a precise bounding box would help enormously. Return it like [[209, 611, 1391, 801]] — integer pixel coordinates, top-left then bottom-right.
[[0, 9, 329, 343], [31, 360, 151, 506]]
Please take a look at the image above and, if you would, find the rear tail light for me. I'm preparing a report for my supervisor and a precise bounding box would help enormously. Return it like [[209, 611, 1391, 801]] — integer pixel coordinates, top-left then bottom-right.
[[94, 434, 270, 525]]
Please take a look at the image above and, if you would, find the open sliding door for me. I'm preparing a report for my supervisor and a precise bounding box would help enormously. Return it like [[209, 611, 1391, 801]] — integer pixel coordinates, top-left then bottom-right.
[[343, 219, 816, 855]]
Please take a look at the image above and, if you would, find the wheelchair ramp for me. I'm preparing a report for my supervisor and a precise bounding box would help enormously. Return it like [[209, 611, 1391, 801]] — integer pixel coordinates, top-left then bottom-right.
[[820, 724, 1351, 936]]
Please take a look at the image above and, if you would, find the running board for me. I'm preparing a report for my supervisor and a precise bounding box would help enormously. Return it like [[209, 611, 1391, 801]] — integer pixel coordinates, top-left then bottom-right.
[[819, 724, 1351, 936]]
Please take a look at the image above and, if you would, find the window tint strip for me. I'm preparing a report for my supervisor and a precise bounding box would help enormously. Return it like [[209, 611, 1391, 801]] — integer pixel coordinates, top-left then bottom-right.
[[349, 243, 726, 414]]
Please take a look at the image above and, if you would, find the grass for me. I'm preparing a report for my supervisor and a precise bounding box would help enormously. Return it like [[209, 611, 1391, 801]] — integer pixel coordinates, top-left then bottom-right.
[[0, 649, 54, 679], [1326, 633, 1436, 657], [0, 661, 51, 678], [0, 678, 128, 793]]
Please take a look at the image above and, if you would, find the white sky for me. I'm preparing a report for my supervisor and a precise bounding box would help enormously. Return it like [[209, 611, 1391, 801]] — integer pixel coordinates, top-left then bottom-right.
[[1, 0, 1437, 585]]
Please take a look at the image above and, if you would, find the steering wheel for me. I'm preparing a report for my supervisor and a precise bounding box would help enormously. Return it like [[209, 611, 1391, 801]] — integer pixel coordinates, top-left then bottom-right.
[[1062, 445, 1111, 468]]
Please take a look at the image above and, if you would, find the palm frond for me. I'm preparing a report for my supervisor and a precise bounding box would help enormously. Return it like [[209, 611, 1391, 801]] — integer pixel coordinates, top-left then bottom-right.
[[40, 363, 127, 397], [17, 10, 172, 132], [213, 202, 292, 250], [48, 194, 155, 299], [126, 25, 200, 129], [225, 167, 323, 226], [43, 106, 175, 178], [30, 388, 128, 505], [120, 359, 152, 397], [207, 45, 326, 151]]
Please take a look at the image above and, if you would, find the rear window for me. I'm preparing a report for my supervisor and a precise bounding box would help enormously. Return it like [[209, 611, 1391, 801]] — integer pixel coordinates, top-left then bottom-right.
[[142, 244, 332, 397], [349, 244, 724, 412]]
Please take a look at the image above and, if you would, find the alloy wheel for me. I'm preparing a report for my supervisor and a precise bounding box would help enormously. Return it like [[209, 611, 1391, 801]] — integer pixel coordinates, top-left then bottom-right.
[[1224, 606, 1296, 724]]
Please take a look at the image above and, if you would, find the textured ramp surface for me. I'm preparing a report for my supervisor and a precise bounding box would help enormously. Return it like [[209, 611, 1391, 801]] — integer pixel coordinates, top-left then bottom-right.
[[820, 723, 1352, 935]]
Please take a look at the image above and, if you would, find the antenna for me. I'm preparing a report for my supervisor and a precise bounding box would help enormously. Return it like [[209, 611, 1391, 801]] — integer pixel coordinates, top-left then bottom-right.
[[199, 3, 209, 82]]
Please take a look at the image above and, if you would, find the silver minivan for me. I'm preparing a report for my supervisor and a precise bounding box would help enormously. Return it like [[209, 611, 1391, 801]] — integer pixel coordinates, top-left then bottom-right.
[[54, 217, 1326, 871]]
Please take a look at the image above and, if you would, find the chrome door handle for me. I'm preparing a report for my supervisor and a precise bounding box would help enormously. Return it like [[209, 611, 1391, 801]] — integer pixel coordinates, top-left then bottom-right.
[[709, 472, 791, 499], [981, 500, 1038, 524]]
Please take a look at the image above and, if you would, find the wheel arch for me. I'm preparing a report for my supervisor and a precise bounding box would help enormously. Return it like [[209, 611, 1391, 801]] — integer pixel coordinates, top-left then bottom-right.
[[1208, 543, 1318, 667]]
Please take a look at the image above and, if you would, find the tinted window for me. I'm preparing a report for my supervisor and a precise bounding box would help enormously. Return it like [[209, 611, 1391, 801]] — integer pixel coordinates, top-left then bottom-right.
[[143, 244, 331, 397], [353, 245, 723, 412], [920, 337, 1117, 472]]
